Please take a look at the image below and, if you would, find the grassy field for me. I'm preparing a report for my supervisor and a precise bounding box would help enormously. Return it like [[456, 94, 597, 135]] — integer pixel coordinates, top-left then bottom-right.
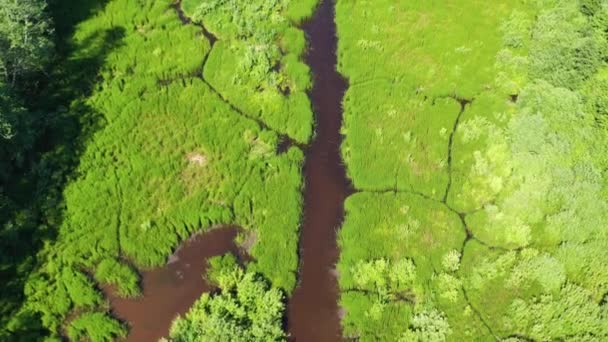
[[337, 0, 608, 340], [337, 0, 518, 199], [7, 0, 317, 339]]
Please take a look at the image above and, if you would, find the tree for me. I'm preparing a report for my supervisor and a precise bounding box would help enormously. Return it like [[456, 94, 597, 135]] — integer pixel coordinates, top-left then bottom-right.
[[400, 309, 452, 342], [0, 0, 54, 86], [0, 81, 20, 139]]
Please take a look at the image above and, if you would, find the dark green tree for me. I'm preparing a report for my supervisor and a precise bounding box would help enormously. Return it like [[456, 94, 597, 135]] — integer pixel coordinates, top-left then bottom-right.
[[0, 0, 54, 87]]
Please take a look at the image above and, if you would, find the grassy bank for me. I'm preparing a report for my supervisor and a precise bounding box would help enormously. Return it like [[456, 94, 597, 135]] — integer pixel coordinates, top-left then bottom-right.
[[337, 0, 608, 340], [7, 0, 317, 339]]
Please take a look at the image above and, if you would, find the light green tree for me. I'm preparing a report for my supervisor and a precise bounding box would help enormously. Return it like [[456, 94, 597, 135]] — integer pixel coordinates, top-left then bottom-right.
[[400, 309, 452, 342], [167, 256, 286, 342]]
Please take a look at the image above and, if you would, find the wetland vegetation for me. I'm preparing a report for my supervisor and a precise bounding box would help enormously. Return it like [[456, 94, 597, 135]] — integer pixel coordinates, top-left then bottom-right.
[[3, 0, 608, 341], [2, 0, 317, 340], [337, 0, 608, 340]]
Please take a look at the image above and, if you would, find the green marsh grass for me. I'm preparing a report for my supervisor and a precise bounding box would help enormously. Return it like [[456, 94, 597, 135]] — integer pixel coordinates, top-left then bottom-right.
[[337, 0, 608, 340], [182, 0, 315, 143]]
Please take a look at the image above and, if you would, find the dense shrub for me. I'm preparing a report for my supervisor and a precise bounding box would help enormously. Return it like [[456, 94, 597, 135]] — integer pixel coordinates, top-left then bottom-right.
[[66, 312, 125, 342], [94, 259, 139, 298]]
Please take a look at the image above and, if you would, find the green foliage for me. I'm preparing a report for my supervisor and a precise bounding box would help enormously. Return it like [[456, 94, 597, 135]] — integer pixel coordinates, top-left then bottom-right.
[[206, 253, 238, 285], [337, 0, 520, 198], [337, 0, 608, 340], [22, 274, 71, 333], [352, 258, 416, 296], [167, 264, 285, 341], [0, 0, 54, 85], [351, 258, 416, 320], [441, 251, 461, 273], [285, 0, 319, 24], [528, 1, 606, 90], [0, 82, 21, 139], [507, 284, 608, 340], [61, 268, 102, 308], [94, 259, 140, 298], [66, 312, 125, 342], [582, 66, 608, 125], [338, 193, 467, 340], [0, 1, 64, 337], [187, 0, 286, 42], [11, 0, 318, 339], [400, 309, 452, 342], [579, 0, 603, 16], [340, 84, 459, 198], [183, 0, 314, 143]]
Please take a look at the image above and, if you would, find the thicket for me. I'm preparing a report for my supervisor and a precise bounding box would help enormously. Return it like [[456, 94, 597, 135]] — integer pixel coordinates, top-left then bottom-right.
[[337, 0, 608, 340], [165, 254, 286, 341], [3, 0, 318, 340]]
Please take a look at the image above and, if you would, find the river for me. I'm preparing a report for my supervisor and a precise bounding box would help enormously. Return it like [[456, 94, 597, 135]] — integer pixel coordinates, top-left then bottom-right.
[[287, 0, 349, 341], [104, 227, 243, 341]]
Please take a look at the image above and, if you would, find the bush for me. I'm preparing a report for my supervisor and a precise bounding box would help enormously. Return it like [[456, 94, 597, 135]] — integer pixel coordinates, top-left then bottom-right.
[[67, 312, 125, 342], [167, 262, 285, 341]]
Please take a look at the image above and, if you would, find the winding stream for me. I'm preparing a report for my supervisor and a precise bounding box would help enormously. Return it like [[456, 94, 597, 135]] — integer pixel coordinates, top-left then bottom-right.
[[288, 1, 349, 341]]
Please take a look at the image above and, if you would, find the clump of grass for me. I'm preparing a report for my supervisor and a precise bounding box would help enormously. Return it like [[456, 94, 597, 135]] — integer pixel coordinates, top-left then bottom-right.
[[184, 0, 315, 143], [67, 312, 126, 342]]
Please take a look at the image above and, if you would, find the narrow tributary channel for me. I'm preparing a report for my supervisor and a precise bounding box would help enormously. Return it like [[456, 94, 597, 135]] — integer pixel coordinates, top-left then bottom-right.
[[287, 1, 349, 341]]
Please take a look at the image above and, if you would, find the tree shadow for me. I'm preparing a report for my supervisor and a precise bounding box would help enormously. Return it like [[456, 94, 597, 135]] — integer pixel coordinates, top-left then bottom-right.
[[0, 0, 124, 338]]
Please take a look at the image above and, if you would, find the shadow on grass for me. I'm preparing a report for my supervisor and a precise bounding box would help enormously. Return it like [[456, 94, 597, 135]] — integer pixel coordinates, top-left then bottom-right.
[[0, 0, 124, 338]]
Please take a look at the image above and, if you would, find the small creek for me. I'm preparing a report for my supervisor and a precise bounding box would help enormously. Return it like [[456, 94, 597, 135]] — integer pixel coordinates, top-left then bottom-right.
[[287, 0, 349, 341]]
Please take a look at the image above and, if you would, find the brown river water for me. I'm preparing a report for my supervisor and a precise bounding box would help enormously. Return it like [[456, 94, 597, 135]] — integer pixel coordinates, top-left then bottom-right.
[[287, 0, 349, 341], [108, 1, 347, 341]]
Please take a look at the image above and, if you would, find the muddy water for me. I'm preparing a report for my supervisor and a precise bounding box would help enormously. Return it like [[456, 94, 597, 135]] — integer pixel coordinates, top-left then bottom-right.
[[287, 0, 349, 341], [105, 227, 243, 341]]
